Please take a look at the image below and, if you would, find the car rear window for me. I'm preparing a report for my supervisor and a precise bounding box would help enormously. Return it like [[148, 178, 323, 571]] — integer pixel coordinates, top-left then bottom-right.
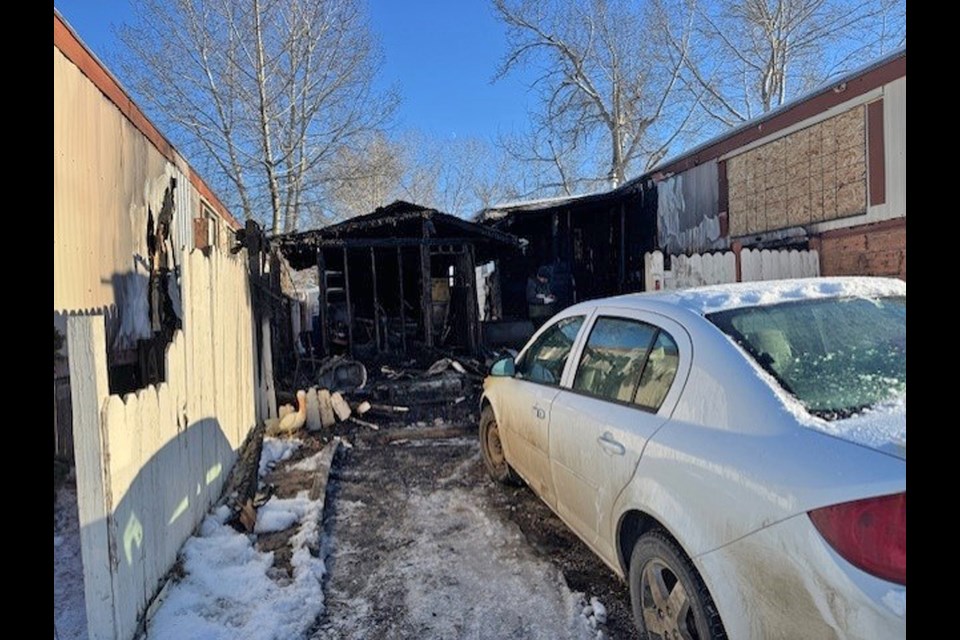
[[707, 296, 905, 420]]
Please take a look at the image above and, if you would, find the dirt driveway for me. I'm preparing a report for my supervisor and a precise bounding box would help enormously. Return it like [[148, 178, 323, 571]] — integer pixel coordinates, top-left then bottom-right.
[[310, 427, 640, 640]]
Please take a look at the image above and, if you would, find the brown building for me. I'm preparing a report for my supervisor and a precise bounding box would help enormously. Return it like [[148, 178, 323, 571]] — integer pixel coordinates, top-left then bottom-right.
[[650, 48, 906, 280]]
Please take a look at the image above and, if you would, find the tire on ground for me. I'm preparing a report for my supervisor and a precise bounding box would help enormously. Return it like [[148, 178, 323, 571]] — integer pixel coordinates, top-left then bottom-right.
[[479, 405, 521, 486], [628, 530, 727, 640]]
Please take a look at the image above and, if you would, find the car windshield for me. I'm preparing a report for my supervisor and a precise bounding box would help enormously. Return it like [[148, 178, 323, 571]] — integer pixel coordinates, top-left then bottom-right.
[[707, 296, 905, 420]]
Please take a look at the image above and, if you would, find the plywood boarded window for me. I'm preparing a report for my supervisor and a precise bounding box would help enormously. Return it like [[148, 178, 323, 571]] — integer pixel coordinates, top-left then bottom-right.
[[727, 106, 867, 236]]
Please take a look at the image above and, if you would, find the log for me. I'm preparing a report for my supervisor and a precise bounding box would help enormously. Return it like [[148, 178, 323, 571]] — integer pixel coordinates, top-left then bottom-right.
[[331, 391, 352, 422], [317, 389, 336, 428], [305, 386, 322, 432]]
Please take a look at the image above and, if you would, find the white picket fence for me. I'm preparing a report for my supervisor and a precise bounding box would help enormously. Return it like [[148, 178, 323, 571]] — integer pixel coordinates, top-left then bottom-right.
[[68, 247, 259, 640], [644, 248, 820, 291]]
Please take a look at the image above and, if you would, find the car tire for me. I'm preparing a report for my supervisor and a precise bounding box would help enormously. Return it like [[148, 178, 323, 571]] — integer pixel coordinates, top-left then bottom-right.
[[479, 405, 521, 485], [629, 530, 727, 640]]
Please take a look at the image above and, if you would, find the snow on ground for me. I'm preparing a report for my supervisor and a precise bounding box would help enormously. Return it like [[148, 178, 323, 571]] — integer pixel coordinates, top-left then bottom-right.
[[146, 436, 327, 640], [314, 440, 603, 640], [259, 436, 302, 477], [54, 481, 88, 640]]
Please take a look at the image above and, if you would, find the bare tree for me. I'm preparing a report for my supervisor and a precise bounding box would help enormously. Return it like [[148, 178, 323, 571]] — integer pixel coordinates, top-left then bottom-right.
[[493, 0, 701, 190], [115, 0, 397, 234], [312, 132, 524, 222], [319, 132, 406, 222], [679, 0, 906, 127]]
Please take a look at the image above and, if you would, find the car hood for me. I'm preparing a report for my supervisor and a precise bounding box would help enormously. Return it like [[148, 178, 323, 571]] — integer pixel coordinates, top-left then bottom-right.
[[804, 395, 906, 460]]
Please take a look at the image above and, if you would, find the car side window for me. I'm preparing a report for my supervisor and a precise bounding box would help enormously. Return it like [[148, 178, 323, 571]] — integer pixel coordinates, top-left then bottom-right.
[[633, 330, 680, 411], [573, 317, 658, 403], [515, 316, 585, 385]]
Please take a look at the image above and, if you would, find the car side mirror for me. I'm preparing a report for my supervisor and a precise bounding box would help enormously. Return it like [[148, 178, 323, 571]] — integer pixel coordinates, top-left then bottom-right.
[[489, 357, 516, 377]]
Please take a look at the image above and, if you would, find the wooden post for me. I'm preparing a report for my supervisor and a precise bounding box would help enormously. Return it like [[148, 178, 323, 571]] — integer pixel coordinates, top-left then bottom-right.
[[261, 315, 277, 418], [551, 211, 560, 260], [420, 219, 434, 347], [420, 243, 433, 348], [397, 246, 407, 354], [619, 203, 627, 293], [67, 314, 117, 640], [371, 247, 381, 353], [317, 249, 329, 356], [464, 243, 479, 353], [343, 247, 353, 356], [732, 239, 743, 283]]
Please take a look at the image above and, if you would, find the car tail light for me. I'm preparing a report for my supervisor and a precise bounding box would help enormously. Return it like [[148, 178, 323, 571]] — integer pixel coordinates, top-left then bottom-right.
[[808, 492, 906, 585]]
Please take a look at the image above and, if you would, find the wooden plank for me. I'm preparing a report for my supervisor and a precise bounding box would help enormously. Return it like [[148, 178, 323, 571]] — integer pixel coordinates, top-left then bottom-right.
[[371, 247, 381, 353], [343, 247, 354, 357], [420, 242, 433, 348], [464, 244, 479, 353], [67, 315, 117, 640], [317, 249, 329, 356]]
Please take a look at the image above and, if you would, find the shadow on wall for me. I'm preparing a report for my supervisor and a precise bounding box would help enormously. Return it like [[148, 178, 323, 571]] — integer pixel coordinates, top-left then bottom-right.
[[79, 413, 236, 640]]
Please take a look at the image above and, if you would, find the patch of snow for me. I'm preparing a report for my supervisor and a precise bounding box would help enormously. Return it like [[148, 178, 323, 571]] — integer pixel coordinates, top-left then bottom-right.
[[54, 484, 88, 640], [656, 277, 905, 315], [255, 494, 312, 534], [882, 589, 906, 617], [147, 491, 326, 640], [259, 437, 302, 477], [812, 395, 906, 456], [589, 597, 607, 624]]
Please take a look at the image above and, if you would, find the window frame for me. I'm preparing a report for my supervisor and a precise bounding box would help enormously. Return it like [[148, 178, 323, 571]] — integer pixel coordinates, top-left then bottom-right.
[[513, 312, 590, 389], [560, 306, 692, 417]]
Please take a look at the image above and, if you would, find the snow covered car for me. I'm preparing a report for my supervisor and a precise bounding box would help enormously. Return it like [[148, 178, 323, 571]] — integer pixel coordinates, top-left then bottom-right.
[[479, 277, 906, 639]]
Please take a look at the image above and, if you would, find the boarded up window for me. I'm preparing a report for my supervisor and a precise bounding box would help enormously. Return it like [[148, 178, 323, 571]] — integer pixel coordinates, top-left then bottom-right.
[[727, 106, 867, 236]]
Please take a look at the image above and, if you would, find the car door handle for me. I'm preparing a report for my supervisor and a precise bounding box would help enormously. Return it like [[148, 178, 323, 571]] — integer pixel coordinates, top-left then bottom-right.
[[532, 404, 546, 420], [597, 432, 625, 456]]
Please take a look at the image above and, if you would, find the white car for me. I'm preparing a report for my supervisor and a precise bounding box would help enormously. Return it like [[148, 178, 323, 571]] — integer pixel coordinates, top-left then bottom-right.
[[479, 277, 906, 639]]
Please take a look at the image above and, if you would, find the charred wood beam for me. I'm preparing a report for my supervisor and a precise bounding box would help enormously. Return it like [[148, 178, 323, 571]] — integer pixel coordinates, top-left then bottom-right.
[[371, 247, 381, 354], [343, 247, 354, 357], [397, 246, 407, 354], [309, 237, 497, 249], [317, 249, 329, 355], [421, 220, 433, 348]]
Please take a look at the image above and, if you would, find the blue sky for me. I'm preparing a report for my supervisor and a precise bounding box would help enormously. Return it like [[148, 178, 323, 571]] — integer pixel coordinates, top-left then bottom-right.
[[55, 0, 537, 142]]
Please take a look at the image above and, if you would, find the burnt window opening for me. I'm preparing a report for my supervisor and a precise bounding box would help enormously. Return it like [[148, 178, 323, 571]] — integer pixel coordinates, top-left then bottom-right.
[[110, 177, 180, 395]]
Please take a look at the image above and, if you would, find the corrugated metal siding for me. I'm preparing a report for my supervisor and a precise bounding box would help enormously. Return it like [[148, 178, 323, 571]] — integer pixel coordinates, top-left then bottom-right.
[[172, 164, 196, 252], [883, 77, 906, 218], [54, 44, 214, 347], [55, 46, 160, 315]]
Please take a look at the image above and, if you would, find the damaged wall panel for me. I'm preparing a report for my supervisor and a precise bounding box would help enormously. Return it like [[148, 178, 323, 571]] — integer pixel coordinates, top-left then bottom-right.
[[657, 160, 726, 255]]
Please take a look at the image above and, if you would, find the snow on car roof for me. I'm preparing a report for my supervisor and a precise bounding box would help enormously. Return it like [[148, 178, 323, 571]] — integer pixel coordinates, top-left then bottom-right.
[[609, 276, 906, 315]]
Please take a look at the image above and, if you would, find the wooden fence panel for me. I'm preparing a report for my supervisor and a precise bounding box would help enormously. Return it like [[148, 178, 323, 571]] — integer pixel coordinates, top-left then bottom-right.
[[646, 248, 821, 290], [69, 247, 259, 640]]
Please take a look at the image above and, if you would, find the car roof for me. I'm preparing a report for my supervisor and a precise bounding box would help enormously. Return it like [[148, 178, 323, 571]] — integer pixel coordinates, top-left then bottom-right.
[[566, 276, 906, 317]]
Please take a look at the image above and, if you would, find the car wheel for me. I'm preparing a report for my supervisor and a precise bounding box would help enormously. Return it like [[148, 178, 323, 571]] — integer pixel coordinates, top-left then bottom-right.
[[629, 531, 727, 640], [479, 405, 521, 485]]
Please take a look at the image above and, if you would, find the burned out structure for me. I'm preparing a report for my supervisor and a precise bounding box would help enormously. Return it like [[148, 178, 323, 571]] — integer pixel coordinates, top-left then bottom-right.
[[276, 201, 522, 357], [476, 181, 659, 320], [480, 48, 906, 319]]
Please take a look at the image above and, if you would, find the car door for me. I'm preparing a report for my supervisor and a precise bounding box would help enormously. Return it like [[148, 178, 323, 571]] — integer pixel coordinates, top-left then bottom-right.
[[498, 314, 588, 508], [548, 307, 691, 562]]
